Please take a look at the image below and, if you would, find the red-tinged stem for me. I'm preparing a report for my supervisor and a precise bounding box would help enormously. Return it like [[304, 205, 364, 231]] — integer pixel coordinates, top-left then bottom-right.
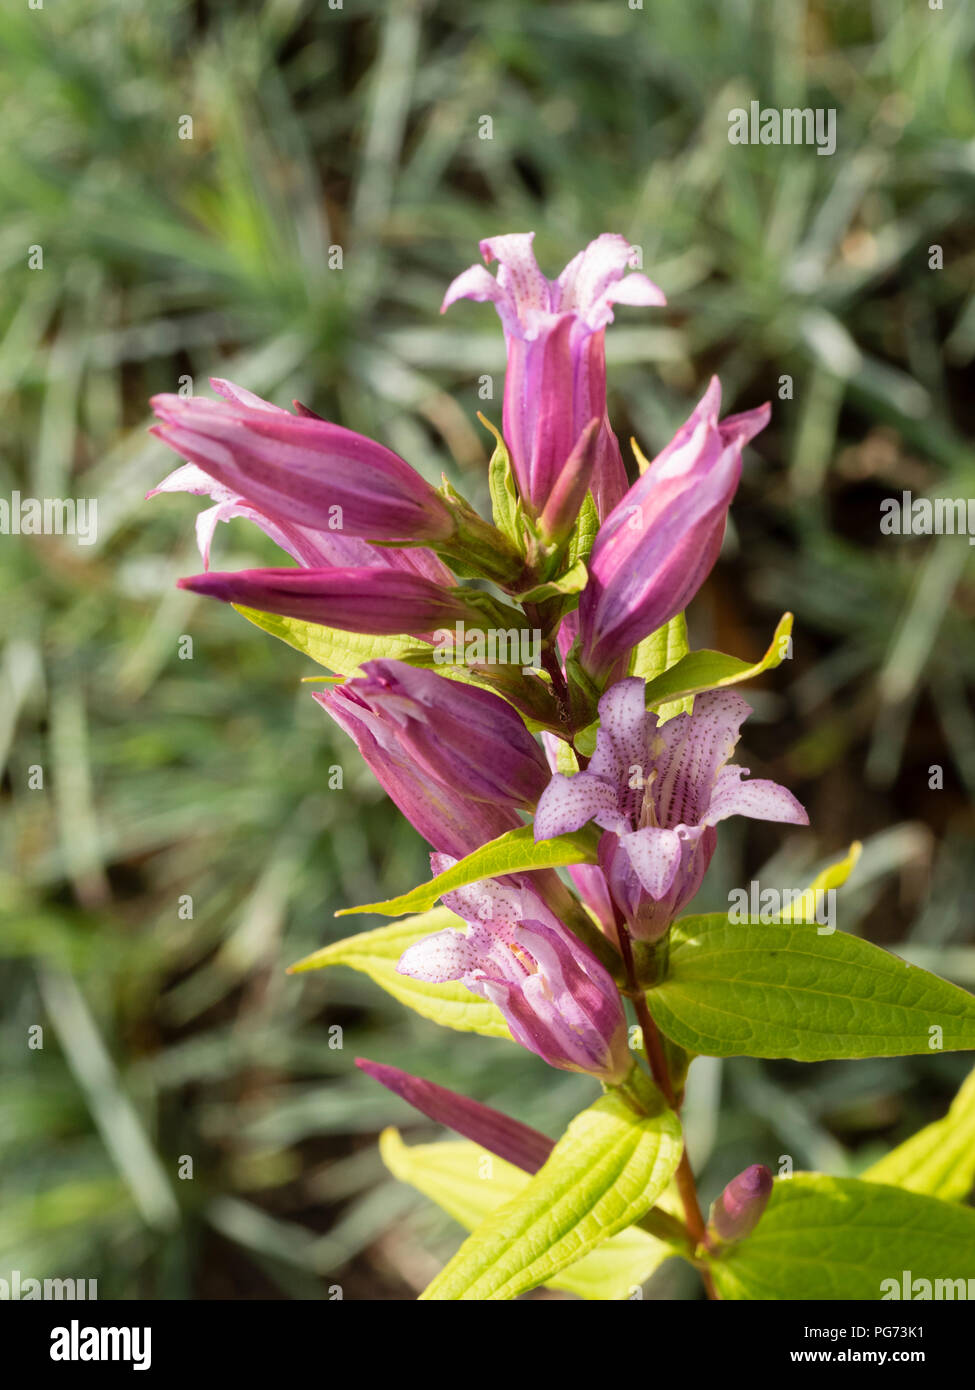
[[616, 915, 718, 1299]]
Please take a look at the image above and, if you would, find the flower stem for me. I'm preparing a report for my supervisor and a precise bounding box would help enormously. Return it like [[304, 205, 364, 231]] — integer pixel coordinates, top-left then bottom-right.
[[617, 917, 718, 1299]]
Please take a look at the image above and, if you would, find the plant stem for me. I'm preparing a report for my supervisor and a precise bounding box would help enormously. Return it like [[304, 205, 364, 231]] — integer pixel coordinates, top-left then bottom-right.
[[617, 916, 718, 1298]]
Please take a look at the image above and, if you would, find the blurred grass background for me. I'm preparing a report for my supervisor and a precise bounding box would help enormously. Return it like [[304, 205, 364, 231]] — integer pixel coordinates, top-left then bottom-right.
[[2, 0, 974, 1299]]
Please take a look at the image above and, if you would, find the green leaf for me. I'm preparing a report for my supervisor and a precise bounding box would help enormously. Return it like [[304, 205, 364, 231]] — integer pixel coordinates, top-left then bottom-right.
[[710, 1174, 975, 1301], [631, 611, 689, 682], [863, 1063, 975, 1201], [574, 613, 792, 757], [555, 738, 580, 775], [336, 824, 600, 918], [567, 491, 599, 569], [380, 1129, 678, 1300], [480, 412, 526, 551], [641, 612, 794, 709], [234, 605, 421, 675], [418, 1069, 682, 1300], [287, 908, 510, 1039], [646, 912, 975, 1060], [630, 612, 692, 721]]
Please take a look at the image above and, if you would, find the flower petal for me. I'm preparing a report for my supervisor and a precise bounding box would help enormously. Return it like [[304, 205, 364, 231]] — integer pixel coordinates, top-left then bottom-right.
[[478, 232, 552, 336], [650, 690, 752, 828], [555, 233, 666, 330], [703, 765, 809, 828], [533, 771, 622, 840], [396, 927, 481, 984], [588, 676, 649, 785], [619, 826, 686, 899]]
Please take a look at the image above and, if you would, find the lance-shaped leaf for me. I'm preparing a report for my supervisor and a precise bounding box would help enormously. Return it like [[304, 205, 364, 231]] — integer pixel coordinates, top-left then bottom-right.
[[641, 611, 793, 710], [863, 1063, 975, 1201], [381, 1130, 679, 1301], [336, 824, 600, 918], [288, 909, 510, 1039], [418, 1068, 682, 1301], [645, 913, 975, 1061], [480, 412, 527, 553], [709, 1174, 975, 1301], [235, 605, 423, 675]]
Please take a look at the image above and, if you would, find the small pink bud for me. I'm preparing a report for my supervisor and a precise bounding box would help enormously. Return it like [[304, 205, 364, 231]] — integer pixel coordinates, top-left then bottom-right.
[[709, 1163, 774, 1242]]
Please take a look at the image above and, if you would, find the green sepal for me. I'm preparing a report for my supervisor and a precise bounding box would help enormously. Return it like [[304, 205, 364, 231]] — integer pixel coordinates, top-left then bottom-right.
[[641, 612, 794, 709], [630, 612, 692, 721], [479, 413, 529, 553], [514, 557, 588, 605]]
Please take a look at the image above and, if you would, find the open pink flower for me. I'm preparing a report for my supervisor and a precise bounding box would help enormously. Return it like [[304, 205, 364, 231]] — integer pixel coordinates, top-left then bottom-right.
[[443, 233, 665, 518], [534, 680, 808, 940], [397, 865, 630, 1083]]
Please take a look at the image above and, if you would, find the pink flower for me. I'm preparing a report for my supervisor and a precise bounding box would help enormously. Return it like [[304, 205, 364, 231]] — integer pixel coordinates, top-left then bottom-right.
[[314, 661, 548, 858], [534, 680, 808, 940], [177, 565, 484, 638], [397, 866, 631, 1083], [355, 1058, 554, 1174], [150, 378, 454, 545], [709, 1164, 774, 1242], [443, 233, 665, 519], [577, 378, 770, 683]]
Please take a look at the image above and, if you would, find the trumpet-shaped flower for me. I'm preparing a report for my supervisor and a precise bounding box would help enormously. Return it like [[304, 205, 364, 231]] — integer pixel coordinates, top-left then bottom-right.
[[150, 379, 455, 545], [397, 867, 631, 1083], [149, 460, 451, 584], [443, 233, 665, 518], [577, 379, 770, 682], [314, 660, 548, 857], [534, 680, 808, 939], [177, 565, 488, 638]]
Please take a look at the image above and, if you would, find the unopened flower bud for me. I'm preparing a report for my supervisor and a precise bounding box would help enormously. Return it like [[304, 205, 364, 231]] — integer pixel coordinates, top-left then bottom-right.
[[709, 1164, 774, 1242]]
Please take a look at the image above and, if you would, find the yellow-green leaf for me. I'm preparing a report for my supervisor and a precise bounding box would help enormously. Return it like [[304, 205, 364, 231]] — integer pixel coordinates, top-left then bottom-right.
[[336, 824, 599, 918], [234, 605, 422, 675], [630, 612, 692, 721], [710, 1174, 975, 1300], [380, 1129, 677, 1300], [419, 1070, 682, 1300], [646, 912, 975, 1060], [862, 1063, 975, 1201], [288, 908, 510, 1039], [641, 612, 793, 709]]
